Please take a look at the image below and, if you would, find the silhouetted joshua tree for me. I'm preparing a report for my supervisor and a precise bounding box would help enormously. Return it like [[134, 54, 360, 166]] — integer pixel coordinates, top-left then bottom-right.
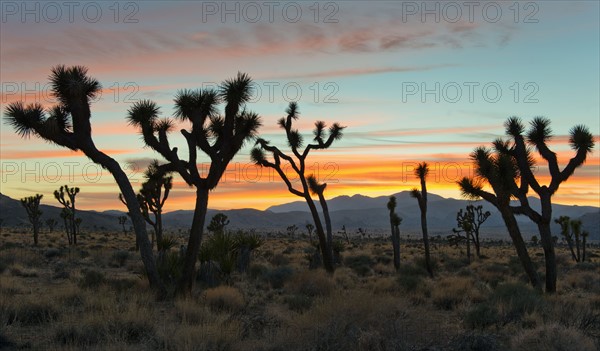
[[59, 208, 73, 244], [555, 216, 587, 263], [494, 117, 594, 293], [127, 72, 261, 294], [118, 215, 128, 235], [120, 161, 172, 251], [410, 162, 434, 277], [4, 65, 165, 297], [54, 185, 80, 245], [387, 196, 402, 271], [449, 204, 491, 262], [458, 147, 542, 291], [251, 102, 345, 273], [45, 218, 57, 233], [20, 194, 43, 246]]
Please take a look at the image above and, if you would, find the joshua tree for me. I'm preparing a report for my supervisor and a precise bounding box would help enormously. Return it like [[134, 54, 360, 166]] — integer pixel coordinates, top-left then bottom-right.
[[207, 213, 230, 235], [4, 65, 165, 296], [127, 73, 261, 294], [20, 194, 43, 245], [120, 161, 173, 251], [555, 216, 587, 262], [59, 208, 73, 244], [458, 147, 542, 291], [118, 216, 128, 235], [449, 204, 491, 262], [286, 224, 298, 238], [410, 162, 434, 277], [495, 117, 594, 293], [45, 218, 58, 233], [54, 185, 80, 245], [251, 102, 345, 273], [306, 223, 315, 244], [387, 196, 402, 271]]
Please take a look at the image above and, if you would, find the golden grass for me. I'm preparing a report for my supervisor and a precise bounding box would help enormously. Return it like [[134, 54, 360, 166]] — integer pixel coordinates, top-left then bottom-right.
[[0, 227, 599, 350]]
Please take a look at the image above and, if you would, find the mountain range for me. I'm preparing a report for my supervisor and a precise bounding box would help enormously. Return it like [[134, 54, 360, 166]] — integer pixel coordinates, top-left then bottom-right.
[[1, 192, 598, 241]]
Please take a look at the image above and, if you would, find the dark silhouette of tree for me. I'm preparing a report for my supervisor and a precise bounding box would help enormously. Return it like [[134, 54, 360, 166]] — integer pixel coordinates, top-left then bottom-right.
[[306, 223, 315, 244], [207, 213, 230, 234], [45, 218, 57, 233], [449, 204, 491, 261], [458, 147, 542, 291], [118, 215, 128, 235], [20, 194, 43, 246], [54, 185, 80, 245], [251, 102, 345, 273], [4, 65, 165, 297], [120, 161, 173, 251], [127, 72, 261, 294], [495, 117, 594, 293], [387, 196, 402, 271], [555, 216, 587, 263], [410, 162, 434, 277], [59, 208, 72, 244]]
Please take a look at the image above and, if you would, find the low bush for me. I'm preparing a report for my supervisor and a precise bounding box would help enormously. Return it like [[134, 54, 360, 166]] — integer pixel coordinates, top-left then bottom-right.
[[510, 323, 596, 351], [204, 286, 245, 313]]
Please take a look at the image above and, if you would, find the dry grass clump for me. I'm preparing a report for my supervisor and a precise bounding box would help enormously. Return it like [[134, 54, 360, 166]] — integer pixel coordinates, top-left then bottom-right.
[[204, 285, 245, 312], [286, 270, 335, 297], [510, 323, 597, 351], [431, 276, 480, 310]]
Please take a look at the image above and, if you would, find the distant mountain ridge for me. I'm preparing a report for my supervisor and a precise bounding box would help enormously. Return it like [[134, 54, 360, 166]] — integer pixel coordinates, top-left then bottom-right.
[[1, 192, 598, 241]]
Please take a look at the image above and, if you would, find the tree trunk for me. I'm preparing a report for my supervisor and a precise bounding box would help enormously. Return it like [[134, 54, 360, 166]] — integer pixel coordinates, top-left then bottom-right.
[[33, 222, 39, 246], [565, 234, 577, 262], [582, 236, 586, 262], [316, 191, 334, 269], [500, 207, 542, 292], [473, 230, 481, 258], [305, 196, 334, 273], [420, 208, 433, 277], [392, 226, 400, 271], [156, 211, 163, 248], [575, 232, 581, 262], [71, 204, 77, 246], [466, 231, 471, 264], [538, 221, 557, 293], [82, 144, 166, 298], [539, 193, 556, 293], [177, 188, 209, 295]]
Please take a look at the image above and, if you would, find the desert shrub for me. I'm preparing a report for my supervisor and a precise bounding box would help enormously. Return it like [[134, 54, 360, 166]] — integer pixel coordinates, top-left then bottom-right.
[[444, 257, 470, 271], [248, 263, 269, 280], [44, 248, 62, 259], [54, 323, 104, 346], [431, 277, 473, 310], [344, 255, 374, 276], [286, 270, 334, 297], [464, 303, 500, 329], [204, 286, 245, 312], [157, 251, 184, 287], [107, 278, 137, 292], [396, 264, 426, 292], [510, 323, 596, 351], [78, 269, 105, 289], [7, 301, 58, 326], [491, 282, 543, 324], [448, 331, 503, 351], [110, 317, 156, 344], [284, 294, 313, 312], [269, 253, 290, 266], [415, 256, 439, 272], [9, 264, 38, 277], [111, 250, 130, 267], [265, 266, 294, 289]]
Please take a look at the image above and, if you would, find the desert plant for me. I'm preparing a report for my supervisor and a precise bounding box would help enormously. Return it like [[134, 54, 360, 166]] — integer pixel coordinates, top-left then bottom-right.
[[4, 66, 164, 296], [127, 72, 261, 294], [54, 185, 80, 245], [45, 218, 57, 233], [459, 146, 542, 291], [387, 196, 402, 271], [251, 102, 345, 273], [306, 223, 315, 244], [118, 216, 128, 235], [207, 213, 230, 235], [19, 194, 43, 246], [497, 117, 594, 293], [410, 162, 434, 277], [555, 216, 587, 262], [120, 161, 172, 251]]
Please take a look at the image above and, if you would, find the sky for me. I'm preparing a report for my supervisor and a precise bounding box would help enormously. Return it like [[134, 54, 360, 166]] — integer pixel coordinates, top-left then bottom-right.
[[1, 1, 599, 212]]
